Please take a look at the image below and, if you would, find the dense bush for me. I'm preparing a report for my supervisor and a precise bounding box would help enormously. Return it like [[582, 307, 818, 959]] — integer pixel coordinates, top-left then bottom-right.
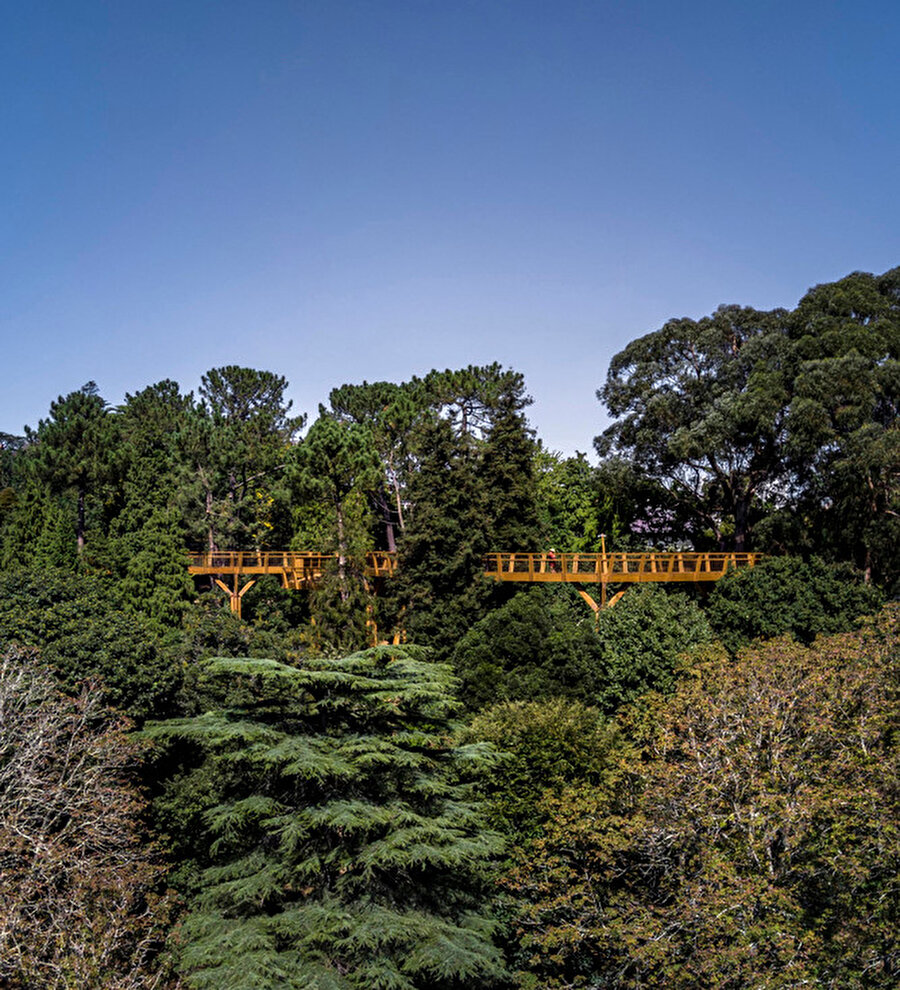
[[592, 584, 713, 712], [508, 607, 900, 989], [466, 698, 625, 841], [454, 585, 712, 715], [707, 555, 883, 652], [0, 568, 182, 721], [452, 586, 602, 709]]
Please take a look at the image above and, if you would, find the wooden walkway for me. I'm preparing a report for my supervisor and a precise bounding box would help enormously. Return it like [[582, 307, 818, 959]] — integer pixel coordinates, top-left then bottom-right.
[[188, 550, 762, 615]]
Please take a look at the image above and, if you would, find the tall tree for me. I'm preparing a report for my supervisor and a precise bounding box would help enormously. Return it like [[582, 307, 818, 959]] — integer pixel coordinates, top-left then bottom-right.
[[193, 367, 304, 550], [786, 268, 900, 584], [419, 363, 531, 444], [115, 379, 194, 511], [24, 382, 115, 555], [291, 409, 380, 601], [329, 380, 424, 551], [109, 381, 196, 620], [477, 389, 541, 551], [391, 416, 492, 655], [145, 648, 509, 990], [597, 307, 792, 550]]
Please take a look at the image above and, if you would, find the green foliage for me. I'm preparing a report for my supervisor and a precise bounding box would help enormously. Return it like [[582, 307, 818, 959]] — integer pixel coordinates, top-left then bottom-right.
[[145, 648, 509, 989], [20, 382, 116, 555], [507, 607, 900, 989], [597, 306, 791, 550], [192, 366, 304, 550], [390, 365, 541, 657], [392, 417, 494, 656], [453, 584, 712, 715], [785, 268, 900, 586], [3, 490, 79, 570], [707, 555, 883, 652], [329, 379, 425, 550], [452, 586, 602, 709], [0, 568, 182, 721], [534, 450, 621, 552], [592, 584, 713, 712], [466, 699, 626, 841], [596, 266, 900, 581], [418, 364, 530, 443], [477, 391, 541, 551], [114, 507, 195, 626], [290, 412, 382, 649], [178, 594, 308, 668]]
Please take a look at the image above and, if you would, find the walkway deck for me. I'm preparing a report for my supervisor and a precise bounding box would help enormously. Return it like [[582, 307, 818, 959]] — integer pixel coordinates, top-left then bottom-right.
[[188, 550, 762, 615]]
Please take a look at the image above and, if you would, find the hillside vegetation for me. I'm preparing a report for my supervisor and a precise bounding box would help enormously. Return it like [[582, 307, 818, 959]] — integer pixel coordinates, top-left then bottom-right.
[[0, 266, 897, 988]]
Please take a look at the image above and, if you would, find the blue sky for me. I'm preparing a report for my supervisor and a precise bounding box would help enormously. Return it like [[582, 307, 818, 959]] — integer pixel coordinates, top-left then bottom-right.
[[2, 0, 898, 454]]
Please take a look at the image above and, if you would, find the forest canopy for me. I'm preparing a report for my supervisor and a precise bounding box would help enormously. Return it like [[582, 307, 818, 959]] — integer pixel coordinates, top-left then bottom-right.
[[0, 265, 896, 988]]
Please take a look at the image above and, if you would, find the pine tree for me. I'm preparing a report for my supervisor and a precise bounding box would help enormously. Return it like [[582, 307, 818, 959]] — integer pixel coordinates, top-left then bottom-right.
[[192, 367, 305, 551], [144, 647, 509, 989], [23, 382, 115, 556]]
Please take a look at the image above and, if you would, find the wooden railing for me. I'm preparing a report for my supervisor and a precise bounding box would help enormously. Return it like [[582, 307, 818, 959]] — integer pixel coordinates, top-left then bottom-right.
[[188, 549, 761, 605], [483, 551, 763, 583], [188, 547, 764, 625], [187, 551, 397, 580]]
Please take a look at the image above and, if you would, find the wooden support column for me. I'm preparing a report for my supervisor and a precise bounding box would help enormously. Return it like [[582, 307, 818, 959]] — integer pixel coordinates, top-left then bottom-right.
[[576, 585, 627, 618], [576, 588, 600, 613], [214, 574, 257, 618]]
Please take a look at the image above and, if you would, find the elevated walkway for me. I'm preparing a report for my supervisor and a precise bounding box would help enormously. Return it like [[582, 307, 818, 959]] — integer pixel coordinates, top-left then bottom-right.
[[484, 551, 762, 609], [188, 550, 762, 616]]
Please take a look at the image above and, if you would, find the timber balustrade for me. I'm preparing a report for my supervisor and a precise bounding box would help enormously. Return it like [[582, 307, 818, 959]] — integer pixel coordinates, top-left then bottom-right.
[[483, 551, 762, 583], [188, 550, 762, 616], [188, 551, 397, 583]]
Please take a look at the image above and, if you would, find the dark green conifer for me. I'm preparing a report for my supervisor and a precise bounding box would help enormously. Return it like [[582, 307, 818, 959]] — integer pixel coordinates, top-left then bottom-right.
[[391, 417, 492, 655], [145, 647, 508, 989]]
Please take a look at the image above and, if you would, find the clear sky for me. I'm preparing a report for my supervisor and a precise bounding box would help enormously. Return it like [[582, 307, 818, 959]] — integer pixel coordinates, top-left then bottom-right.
[[2, 0, 898, 455]]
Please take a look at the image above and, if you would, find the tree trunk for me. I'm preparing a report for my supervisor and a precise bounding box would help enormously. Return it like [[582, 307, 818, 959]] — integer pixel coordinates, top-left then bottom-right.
[[733, 492, 750, 552], [206, 489, 217, 553], [392, 472, 406, 533], [378, 486, 397, 553], [336, 498, 348, 603], [76, 485, 86, 553]]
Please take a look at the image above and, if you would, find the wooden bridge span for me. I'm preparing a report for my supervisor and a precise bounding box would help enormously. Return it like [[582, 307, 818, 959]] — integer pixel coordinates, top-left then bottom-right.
[[188, 550, 762, 617]]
